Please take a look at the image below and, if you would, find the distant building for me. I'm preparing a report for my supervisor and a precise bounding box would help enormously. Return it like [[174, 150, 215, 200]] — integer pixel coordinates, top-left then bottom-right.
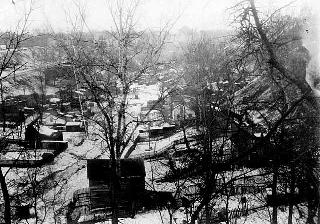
[[171, 104, 195, 120], [140, 109, 163, 122], [85, 101, 99, 113], [43, 113, 66, 126]]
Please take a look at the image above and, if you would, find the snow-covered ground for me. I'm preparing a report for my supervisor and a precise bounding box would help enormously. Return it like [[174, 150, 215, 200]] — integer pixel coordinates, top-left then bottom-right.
[[129, 128, 198, 159], [0, 82, 312, 224], [0, 114, 312, 224]]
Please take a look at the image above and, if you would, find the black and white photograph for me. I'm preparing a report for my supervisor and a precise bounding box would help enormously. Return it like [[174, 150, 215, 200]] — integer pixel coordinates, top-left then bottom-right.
[[0, 0, 319, 223]]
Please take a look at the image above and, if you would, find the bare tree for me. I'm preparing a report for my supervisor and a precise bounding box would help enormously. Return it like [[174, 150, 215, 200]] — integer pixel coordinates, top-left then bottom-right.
[[158, 2, 319, 223], [0, 5, 33, 224], [54, 1, 171, 223], [229, 1, 319, 223]]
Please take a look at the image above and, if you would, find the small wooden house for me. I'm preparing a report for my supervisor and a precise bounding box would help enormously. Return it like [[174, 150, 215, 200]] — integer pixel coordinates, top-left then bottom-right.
[[66, 159, 146, 223], [66, 122, 85, 132], [86, 159, 145, 213], [68, 159, 179, 223], [87, 158, 145, 189]]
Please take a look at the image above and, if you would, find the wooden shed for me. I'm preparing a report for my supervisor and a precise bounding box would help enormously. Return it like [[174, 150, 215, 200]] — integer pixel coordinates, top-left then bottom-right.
[[66, 121, 86, 132], [87, 159, 145, 189], [86, 159, 145, 214]]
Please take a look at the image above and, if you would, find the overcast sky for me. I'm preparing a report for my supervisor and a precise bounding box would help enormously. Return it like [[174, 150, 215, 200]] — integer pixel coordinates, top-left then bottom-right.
[[0, 0, 318, 32]]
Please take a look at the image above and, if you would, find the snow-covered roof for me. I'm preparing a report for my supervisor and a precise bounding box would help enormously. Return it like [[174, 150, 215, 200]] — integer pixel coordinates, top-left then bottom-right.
[[149, 126, 162, 130], [39, 126, 57, 136], [43, 113, 66, 125], [162, 123, 175, 128], [49, 97, 61, 103], [66, 121, 82, 126]]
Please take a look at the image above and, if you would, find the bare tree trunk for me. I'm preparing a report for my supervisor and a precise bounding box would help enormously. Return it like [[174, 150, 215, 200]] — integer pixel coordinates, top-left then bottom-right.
[[110, 153, 119, 224], [1, 82, 6, 132], [190, 195, 210, 224], [40, 77, 46, 123], [317, 205, 320, 224], [272, 165, 278, 224], [307, 200, 316, 224], [0, 168, 11, 224], [226, 193, 230, 224], [288, 167, 295, 224], [205, 203, 210, 224]]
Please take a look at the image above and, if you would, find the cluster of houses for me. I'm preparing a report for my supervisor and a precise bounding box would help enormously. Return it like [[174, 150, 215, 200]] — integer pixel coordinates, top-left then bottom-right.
[[139, 96, 196, 124], [42, 111, 87, 132]]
